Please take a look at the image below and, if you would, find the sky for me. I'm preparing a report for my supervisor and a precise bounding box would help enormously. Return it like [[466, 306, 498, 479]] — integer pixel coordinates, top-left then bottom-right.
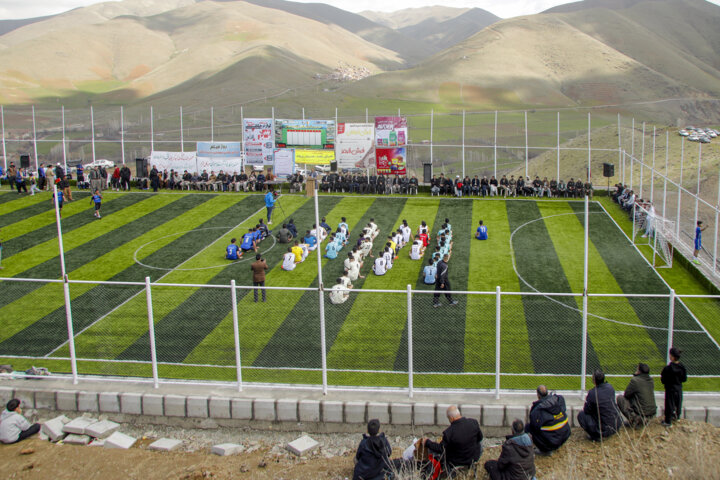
[[2, 0, 720, 19]]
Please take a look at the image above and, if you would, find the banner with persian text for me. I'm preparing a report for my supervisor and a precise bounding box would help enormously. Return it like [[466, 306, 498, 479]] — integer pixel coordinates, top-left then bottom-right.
[[374, 116, 407, 148], [273, 149, 295, 177], [295, 149, 335, 165], [243, 118, 274, 166], [336, 123, 375, 170], [196, 142, 243, 173], [149, 151, 197, 173]]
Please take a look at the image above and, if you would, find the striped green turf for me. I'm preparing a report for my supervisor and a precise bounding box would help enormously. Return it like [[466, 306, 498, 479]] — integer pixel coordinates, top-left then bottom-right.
[[184, 196, 374, 368], [0, 191, 53, 215]]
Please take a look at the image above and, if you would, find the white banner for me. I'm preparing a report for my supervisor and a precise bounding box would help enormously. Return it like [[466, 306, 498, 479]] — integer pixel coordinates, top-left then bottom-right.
[[243, 118, 274, 166], [273, 149, 295, 177], [149, 151, 197, 173], [336, 123, 375, 170], [197, 157, 244, 174]]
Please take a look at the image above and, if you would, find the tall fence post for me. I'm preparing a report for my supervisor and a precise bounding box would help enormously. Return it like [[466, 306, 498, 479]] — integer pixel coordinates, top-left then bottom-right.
[[180, 106, 184, 152], [91, 105, 96, 163], [231, 280, 243, 392], [694, 143, 702, 227], [314, 191, 328, 395], [495, 286, 501, 400], [667, 289, 675, 364], [211, 106, 214, 142], [407, 285, 414, 399], [557, 112, 560, 182], [581, 196, 590, 395], [32, 105, 39, 170], [618, 114, 623, 185], [524, 111, 529, 178], [61, 106, 67, 173], [120, 106, 125, 164], [462, 110, 466, 179], [676, 138, 684, 239], [145, 277, 159, 389], [150, 106, 154, 153], [1, 105, 6, 171], [494, 111, 498, 181]]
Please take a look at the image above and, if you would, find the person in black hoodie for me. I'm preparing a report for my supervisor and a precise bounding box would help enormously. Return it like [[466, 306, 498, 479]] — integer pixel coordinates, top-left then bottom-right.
[[484, 419, 536, 480], [353, 419, 392, 480], [578, 369, 624, 441], [422, 405, 483, 472], [525, 385, 571, 455], [661, 347, 687, 426]]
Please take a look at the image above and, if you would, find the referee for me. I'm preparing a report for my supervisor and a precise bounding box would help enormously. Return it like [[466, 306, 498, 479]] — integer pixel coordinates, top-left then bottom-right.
[[433, 254, 458, 307]]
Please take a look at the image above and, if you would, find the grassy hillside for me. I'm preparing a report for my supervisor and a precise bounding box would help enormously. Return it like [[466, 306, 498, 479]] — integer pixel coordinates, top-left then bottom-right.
[[398, 8, 500, 53], [359, 6, 471, 29]]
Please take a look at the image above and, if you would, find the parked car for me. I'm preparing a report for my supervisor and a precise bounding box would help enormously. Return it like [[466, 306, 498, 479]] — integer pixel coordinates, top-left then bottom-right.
[[83, 159, 115, 170]]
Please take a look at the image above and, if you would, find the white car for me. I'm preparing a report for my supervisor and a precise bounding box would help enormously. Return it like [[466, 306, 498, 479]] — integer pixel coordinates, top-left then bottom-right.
[[678, 130, 690, 137], [83, 159, 115, 170]]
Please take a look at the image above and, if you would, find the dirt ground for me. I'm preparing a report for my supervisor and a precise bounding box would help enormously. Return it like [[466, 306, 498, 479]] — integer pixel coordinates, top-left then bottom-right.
[[1, 420, 719, 480]]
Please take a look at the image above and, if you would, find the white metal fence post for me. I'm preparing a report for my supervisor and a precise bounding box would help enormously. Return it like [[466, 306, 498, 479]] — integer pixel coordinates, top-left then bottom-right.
[[61, 106, 67, 173], [32, 105, 39, 170], [587, 113, 591, 182], [694, 143, 702, 227], [714, 167, 720, 275], [314, 191, 328, 395], [557, 112, 560, 182], [650, 126, 656, 204], [150, 106, 154, 152], [667, 289, 675, 364], [145, 277, 160, 388], [495, 286, 501, 400], [494, 111, 498, 180], [407, 284, 414, 399], [180, 106, 184, 152], [618, 114, 623, 185], [211, 106, 214, 142], [430, 109, 434, 172], [640, 122, 645, 199], [581, 196, 590, 394], [662, 130, 668, 218], [462, 110, 466, 179], [524, 111, 529, 178], [0, 105, 6, 171], [677, 139, 684, 239], [120, 106, 125, 164], [231, 280, 243, 392], [91, 105, 96, 163]]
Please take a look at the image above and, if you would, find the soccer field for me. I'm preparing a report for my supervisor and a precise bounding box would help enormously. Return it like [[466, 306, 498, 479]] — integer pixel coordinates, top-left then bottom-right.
[[0, 190, 718, 390]]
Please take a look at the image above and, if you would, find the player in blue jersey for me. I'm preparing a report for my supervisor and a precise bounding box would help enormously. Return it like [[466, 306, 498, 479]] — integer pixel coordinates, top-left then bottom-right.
[[226, 238, 240, 260], [338, 217, 349, 236], [304, 230, 318, 251], [423, 259, 437, 285], [693, 220, 707, 265], [53, 188, 64, 216], [475, 220, 488, 240], [240, 229, 257, 254], [325, 236, 339, 259], [91, 189, 103, 218]]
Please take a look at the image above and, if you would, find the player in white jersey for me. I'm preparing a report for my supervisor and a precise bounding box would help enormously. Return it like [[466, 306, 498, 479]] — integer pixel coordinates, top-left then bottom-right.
[[338, 217, 349, 236], [329, 278, 350, 304], [401, 221, 412, 244], [372, 254, 387, 275], [300, 242, 309, 261], [339, 273, 353, 289], [281, 248, 296, 271], [410, 237, 424, 260], [383, 246, 394, 270], [361, 238, 374, 258], [346, 257, 363, 281]]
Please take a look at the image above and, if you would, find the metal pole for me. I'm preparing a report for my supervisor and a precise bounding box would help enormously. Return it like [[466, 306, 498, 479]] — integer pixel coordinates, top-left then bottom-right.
[[494, 111, 498, 180], [713, 166, 720, 275], [0, 105, 6, 171], [557, 112, 560, 182], [32, 105, 39, 170], [231, 280, 243, 391], [618, 114, 623, 185], [365, 108, 368, 123], [630, 118, 635, 191], [430, 109, 434, 173], [91, 105, 96, 163], [640, 122, 645, 199], [629, 153, 634, 194], [145, 277, 159, 388], [652, 224, 658, 268], [495, 286, 501, 400], [407, 284, 414, 399], [667, 290, 675, 363], [663, 131, 669, 218], [61, 106, 67, 173], [211, 106, 214, 142], [524, 111, 528, 178], [54, 183, 78, 384], [150, 106, 154, 152], [651, 126, 656, 205], [587, 112, 591, 182], [632, 202, 637, 243], [180, 106, 184, 152], [314, 191, 328, 394], [695, 143, 702, 227], [240, 106, 244, 168], [120, 106, 125, 164], [462, 110, 466, 179], [677, 139, 684, 239], [580, 195, 590, 394]]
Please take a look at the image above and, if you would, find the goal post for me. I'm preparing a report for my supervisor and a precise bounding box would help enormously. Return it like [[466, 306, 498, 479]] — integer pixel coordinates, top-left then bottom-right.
[[633, 202, 675, 268]]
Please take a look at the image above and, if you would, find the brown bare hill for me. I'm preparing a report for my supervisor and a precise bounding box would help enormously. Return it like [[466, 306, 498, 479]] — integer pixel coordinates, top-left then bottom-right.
[[359, 6, 471, 30], [397, 8, 501, 53]]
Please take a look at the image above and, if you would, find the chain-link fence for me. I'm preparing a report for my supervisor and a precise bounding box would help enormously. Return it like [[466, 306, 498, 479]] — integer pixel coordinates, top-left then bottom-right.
[[1, 277, 718, 394]]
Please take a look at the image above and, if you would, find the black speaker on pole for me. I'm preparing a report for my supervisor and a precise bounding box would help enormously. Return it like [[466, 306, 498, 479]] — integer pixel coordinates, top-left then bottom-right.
[[423, 163, 432, 184], [20, 155, 30, 169], [330, 161, 337, 172], [136, 158, 148, 177], [603, 163, 615, 178]]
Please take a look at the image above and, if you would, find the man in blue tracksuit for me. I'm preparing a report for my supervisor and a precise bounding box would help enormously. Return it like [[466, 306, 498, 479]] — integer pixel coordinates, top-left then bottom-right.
[[265, 187, 276, 225]]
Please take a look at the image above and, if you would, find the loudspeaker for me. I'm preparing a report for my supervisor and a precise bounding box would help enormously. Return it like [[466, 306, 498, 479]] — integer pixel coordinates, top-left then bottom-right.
[[603, 163, 615, 178], [20, 155, 30, 169], [423, 163, 432, 184], [135, 158, 148, 177], [330, 161, 337, 172]]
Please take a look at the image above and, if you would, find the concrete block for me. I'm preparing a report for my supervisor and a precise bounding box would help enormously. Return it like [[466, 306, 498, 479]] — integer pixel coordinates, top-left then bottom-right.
[[390, 403, 412, 425], [684, 407, 707, 422], [276, 399, 298, 422], [89, 439, 105, 447], [344, 401, 367, 424], [482, 405, 505, 427], [253, 398, 276, 421], [211, 443, 243, 456], [436, 404, 453, 425], [149, 438, 183, 452], [0, 386, 13, 405], [56, 390, 78, 411], [164, 395, 186, 417], [570, 406, 583, 428], [413, 403, 436, 426], [322, 401, 343, 423], [367, 402, 390, 424], [99, 393, 120, 413], [707, 408, 720, 427], [64, 434, 91, 446], [209, 397, 232, 419], [120, 393, 142, 415], [231, 398, 253, 420], [286, 435, 319, 456], [63, 416, 96, 435], [12, 388, 35, 409], [77, 391, 99, 412], [34, 391, 56, 410], [186, 396, 209, 418], [460, 404, 482, 422], [85, 420, 120, 439], [142, 394, 164, 416], [299, 400, 321, 423], [42, 415, 70, 442], [104, 432, 137, 450], [505, 406, 528, 425]]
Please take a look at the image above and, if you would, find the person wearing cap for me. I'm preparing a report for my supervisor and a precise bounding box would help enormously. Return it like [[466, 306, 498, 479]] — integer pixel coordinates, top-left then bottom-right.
[[422, 405, 483, 472], [352, 419, 392, 480], [0, 399, 40, 444], [661, 347, 687, 426], [577, 369, 623, 441], [616, 363, 657, 427]]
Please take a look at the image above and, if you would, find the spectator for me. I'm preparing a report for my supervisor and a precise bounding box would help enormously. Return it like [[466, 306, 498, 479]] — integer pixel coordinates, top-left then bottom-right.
[[250, 254, 268, 302], [525, 385, 571, 455], [484, 419, 536, 480], [352, 419, 391, 480], [578, 369, 623, 441], [433, 254, 457, 307], [277, 224, 293, 244], [422, 405, 483, 473], [0, 399, 40, 444], [616, 363, 657, 428], [661, 347, 687, 426]]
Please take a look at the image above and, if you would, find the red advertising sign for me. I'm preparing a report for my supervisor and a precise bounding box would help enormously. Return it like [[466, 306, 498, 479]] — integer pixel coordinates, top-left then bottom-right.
[[375, 147, 407, 175]]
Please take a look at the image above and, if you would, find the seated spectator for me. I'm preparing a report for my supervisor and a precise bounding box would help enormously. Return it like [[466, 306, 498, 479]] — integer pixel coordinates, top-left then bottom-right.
[[277, 224, 293, 244], [352, 419, 391, 480], [422, 405, 483, 473], [616, 363, 657, 428], [0, 399, 40, 444], [558, 179, 567, 197], [584, 180, 593, 199], [525, 385, 571, 455], [578, 369, 623, 441], [329, 277, 350, 304], [287, 219, 298, 238], [575, 179, 584, 198], [408, 175, 419, 195], [481, 176, 490, 197], [430, 175, 441, 196], [484, 419, 536, 480], [508, 175, 517, 197]]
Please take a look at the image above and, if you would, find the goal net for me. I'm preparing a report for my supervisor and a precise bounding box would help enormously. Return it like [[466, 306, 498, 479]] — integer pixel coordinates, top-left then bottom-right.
[[633, 203, 675, 268]]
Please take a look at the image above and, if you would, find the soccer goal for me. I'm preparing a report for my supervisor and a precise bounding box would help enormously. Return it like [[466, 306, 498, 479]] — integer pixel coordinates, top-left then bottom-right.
[[632, 203, 676, 268]]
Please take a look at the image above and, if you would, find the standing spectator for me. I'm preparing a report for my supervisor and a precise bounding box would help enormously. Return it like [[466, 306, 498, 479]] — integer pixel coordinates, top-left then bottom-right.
[[433, 254, 458, 307], [46, 164, 55, 190], [616, 363, 657, 427], [29, 172, 41, 195], [661, 347, 687, 426], [352, 419, 392, 480], [422, 405, 483, 473], [525, 385, 571, 455], [76, 163, 85, 189], [54, 162, 64, 179], [250, 254, 269, 302], [89, 166, 100, 192], [112, 166, 121, 191], [61, 175, 73, 201], [15, 168, 27, 194], [150, 165, 160, 192], [265, 187, 276, 225], [37, 164, 46, 190], [577, 369, 623, 441], [120, 165, 131, 190], [484, 419, 536, 480], [0, 399, 40, 444], [693, 221, 708, 265], [99, 165, 108, 190]]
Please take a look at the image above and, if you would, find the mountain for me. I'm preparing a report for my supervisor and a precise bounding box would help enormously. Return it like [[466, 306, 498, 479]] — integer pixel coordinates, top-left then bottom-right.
[[397, 8, 500, 52], [359, 6, 470, 29], [0, 16, 53, 37]]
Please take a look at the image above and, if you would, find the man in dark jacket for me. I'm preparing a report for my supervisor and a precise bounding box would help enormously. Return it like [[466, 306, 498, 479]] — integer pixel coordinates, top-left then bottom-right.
[[433, 254, 458, 307], [353, 419, 392, 480], [484, 419, 536, 480], [423, 405, 483, 472], [661, 347, 687, 426], [578, 369, 623, 441], [525, 385, 571, 454], [617, 363, 657, 427]]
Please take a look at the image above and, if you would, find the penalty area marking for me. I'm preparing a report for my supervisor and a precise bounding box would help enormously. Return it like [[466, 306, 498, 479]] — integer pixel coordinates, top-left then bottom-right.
[[133, 227, 277, 271]]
